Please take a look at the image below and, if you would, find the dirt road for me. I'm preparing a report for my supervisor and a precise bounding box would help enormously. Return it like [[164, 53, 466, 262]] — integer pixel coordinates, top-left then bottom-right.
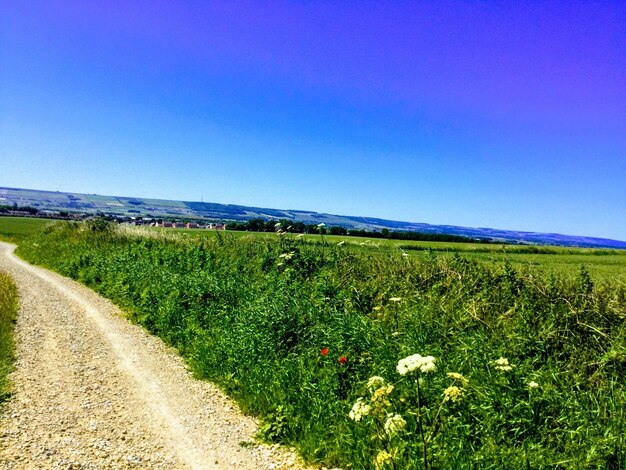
[[0, 242, 304, 469]]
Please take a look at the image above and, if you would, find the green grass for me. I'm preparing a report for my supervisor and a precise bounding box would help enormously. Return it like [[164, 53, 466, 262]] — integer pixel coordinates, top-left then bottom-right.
[[0, 271, 18, 403], [15, 221, 626, 469], [0, 216, 53, 241], [168, 228, 626, 280]]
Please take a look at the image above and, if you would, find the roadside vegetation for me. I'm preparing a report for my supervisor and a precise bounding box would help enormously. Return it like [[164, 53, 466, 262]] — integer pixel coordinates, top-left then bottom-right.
[[0, 272, 18, 403], [13, 220, 626, 468]]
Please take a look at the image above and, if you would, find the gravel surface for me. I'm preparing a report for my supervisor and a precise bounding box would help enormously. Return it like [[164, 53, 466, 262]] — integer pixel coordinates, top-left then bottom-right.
[[0, 242, 307, 469]]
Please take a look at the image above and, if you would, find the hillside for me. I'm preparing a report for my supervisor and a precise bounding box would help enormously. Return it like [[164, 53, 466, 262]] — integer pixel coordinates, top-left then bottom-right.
[[1, 186, 625, 249]]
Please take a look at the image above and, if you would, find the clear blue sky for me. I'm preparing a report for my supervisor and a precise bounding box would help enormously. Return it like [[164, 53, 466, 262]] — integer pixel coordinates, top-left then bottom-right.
[[1, 1, 625, 240]]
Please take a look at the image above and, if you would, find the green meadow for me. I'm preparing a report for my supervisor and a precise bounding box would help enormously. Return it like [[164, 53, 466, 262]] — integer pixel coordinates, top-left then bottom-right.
[[9, 219, 626, 468], [166, 227, 626, 281], [0, 216, 53, 241]]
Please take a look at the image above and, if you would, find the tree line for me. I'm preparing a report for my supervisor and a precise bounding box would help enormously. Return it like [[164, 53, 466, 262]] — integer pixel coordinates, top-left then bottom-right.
[[227, 218, 492, 244]]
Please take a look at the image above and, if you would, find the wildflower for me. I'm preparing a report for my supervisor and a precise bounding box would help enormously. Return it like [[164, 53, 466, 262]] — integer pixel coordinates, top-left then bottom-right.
[[275, 222, 282, 228], [443, 385, 464, 403], [320, 348, 329, 356], [397, 354, 437, 375], [384, 413, 406, 437], [349, 398, 371, 422], [337, 241, 345, 246], [367, 376, 386, 390], [317, 223, 326, 228], [447, 372, 469, 385], [375, 450, 393, 469], [388, 297, 402, 302], [494, 357, 513, 372], [528, 381, 539, 389], [372, 306, 382, 311], [402, 253, 409, 257], [339, 355, 347, 364], [372, 384, 394, 403], [420, 356, 437, 373]]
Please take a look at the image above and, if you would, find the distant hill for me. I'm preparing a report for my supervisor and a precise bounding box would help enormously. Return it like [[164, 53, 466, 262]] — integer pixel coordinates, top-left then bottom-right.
[[1, 186, 625, 249]]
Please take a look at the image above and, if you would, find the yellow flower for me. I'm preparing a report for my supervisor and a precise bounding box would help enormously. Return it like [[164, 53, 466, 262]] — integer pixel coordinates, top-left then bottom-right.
[[375, 450, 393, 469], [494, 357, 513, 372], [447, 372, 469, 385], [443, 386, 464, 403], [372, 385, 394, 402]]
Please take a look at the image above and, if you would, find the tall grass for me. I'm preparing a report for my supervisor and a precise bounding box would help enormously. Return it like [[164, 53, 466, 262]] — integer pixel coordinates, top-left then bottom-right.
[[17, 221, 626, 468], [0, 271, 18, 403]]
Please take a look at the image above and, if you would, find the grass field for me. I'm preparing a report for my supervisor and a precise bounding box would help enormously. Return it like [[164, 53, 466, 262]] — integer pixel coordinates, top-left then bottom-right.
[[0, 272, 18, 403], [163, 227, 626, 281], [0, 217, 54, 241], [1, 217, 625, 280], [14, 220, 626, 468]]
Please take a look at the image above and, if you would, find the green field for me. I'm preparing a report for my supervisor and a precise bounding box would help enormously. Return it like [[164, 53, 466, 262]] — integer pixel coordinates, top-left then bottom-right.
[[159, 227, 626, 281], [12, 220, 626, 468], [0, 217, 54, 241], [2, 217, 625, 280]]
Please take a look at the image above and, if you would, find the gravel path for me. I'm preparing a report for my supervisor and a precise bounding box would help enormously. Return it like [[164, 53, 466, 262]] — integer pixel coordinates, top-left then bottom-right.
[[0, 242, 305, 469]]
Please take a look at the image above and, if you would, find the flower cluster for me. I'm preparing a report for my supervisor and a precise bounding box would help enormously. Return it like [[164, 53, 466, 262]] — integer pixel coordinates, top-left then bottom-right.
[[367, 376, 386, 390], [384, 413, 406, 437], [375, 450, 393, 469], [349, 398, 371, 422], [396, 354, 437, 375], [443, 385, 464, 403], [446, 372, 469, 385], [494, 357, 513, 372]]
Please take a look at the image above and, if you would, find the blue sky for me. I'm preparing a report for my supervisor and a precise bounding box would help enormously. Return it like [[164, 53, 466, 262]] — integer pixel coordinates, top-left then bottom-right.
[[1, 1, 625, 240]]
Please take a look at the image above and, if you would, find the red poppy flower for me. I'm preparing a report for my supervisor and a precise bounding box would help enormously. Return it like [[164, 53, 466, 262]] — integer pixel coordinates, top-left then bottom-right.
[[339, 355, 347, 364], [321, 348, 329, 356]]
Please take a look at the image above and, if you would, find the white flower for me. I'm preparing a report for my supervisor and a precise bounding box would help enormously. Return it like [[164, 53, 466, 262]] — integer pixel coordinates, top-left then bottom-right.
[[388, 297, 402, 302], [337, 241, 345, 246], [528, 381, 539, 389], [317, 223, 326, 228], [397, 353, 436, 375], [349, 398, 371, 422], [420, 356, 436, 373], [384, 413, 406, 436], [367, 376, 386, 389], [275, 222, 282, 228]]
